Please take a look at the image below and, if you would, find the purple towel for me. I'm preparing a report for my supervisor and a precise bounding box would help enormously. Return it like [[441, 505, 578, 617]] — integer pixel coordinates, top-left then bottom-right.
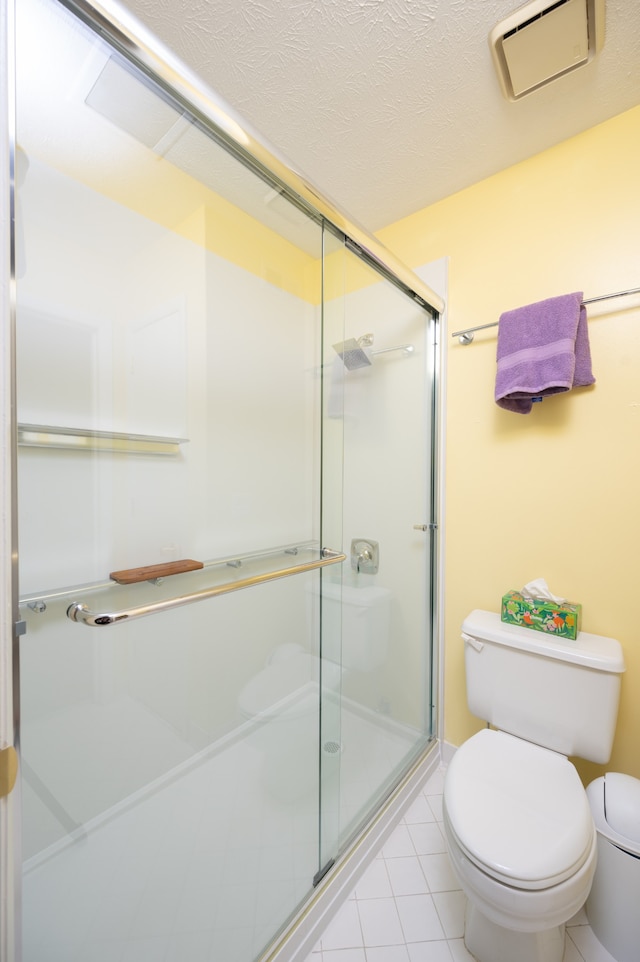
[[495, 292, 595, 414]]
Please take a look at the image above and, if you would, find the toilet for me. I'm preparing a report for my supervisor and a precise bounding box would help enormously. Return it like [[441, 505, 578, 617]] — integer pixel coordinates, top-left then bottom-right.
[[443, 609, 625, 962], [237, 580, 390, 798]]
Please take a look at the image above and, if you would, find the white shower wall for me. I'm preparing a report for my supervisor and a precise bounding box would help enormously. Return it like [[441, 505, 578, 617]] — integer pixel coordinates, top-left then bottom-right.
[[17, 156, 323, 854], [17, 157, 320, 588]]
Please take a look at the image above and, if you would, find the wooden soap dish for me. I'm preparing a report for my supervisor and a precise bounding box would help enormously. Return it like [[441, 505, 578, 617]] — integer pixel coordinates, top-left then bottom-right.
[[110, 559, 204, 585]]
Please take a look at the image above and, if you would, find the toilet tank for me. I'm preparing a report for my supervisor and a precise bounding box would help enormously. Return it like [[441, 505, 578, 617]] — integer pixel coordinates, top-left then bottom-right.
[[462, 609, 625, 764], [314, 580, 390, 671]]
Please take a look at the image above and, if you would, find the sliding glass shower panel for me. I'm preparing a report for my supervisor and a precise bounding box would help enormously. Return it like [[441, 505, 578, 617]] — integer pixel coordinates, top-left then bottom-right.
[[15, 0, 329, 958], [322, 244, 436, 853], [317, 226, 346, 876]]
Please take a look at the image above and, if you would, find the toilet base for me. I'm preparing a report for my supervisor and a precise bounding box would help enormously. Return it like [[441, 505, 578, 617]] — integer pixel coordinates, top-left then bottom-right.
[[465, 901, 565, 962]]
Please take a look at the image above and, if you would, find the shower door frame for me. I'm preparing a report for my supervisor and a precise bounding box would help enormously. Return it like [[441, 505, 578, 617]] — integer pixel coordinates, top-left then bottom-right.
[[1, 0, 20, 956], [0, 0, 445, 959]]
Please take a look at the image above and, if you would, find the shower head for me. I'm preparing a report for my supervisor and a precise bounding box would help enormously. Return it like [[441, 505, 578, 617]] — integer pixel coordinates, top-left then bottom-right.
[[332, 336, 373, 371]]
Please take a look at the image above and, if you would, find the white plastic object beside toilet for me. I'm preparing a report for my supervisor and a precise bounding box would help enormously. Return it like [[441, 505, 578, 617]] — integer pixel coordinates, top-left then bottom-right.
[[443, 609, 625, 962], [585, 773, 640, 962]]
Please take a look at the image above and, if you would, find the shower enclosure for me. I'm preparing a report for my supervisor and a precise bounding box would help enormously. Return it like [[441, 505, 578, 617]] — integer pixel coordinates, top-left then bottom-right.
[[0, 0, 443, 959]]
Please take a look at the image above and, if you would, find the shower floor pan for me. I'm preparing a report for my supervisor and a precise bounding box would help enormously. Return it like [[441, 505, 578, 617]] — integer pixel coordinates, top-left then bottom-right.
[[22, 698, 418, 962]]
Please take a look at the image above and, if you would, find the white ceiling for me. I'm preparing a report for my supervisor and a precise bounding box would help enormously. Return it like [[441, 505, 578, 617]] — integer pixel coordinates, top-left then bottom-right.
[[120, 0, 640, 233]]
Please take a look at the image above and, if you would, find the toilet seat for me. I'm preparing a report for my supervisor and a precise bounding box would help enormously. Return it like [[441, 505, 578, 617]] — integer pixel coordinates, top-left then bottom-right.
[[444, 729, 594, 890]]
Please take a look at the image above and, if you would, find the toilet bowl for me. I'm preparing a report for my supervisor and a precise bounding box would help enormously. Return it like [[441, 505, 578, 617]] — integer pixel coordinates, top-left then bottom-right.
[[443, 730, 596, 937], [443, 610, 625, 962]]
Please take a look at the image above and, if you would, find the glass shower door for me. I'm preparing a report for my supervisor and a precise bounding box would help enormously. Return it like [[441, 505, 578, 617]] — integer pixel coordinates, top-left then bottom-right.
[[319, 238, 437, 861], [13, 0, 337, 959], [7, 0, 440, 958]]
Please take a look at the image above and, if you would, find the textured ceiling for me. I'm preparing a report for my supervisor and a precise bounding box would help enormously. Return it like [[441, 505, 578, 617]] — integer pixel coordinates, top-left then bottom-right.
[[120, 0, 640, 232]]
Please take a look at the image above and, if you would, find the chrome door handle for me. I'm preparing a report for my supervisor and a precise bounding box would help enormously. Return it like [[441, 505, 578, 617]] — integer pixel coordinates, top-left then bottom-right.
[[67, 548, 346, 627]]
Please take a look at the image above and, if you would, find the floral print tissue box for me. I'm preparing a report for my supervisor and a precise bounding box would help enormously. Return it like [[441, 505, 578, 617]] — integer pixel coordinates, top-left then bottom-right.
[[501, 590, 581, 640]]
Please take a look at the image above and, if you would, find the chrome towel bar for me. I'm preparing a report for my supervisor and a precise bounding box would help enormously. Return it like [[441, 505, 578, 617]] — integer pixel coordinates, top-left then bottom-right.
[[451, 286, 640, 344], [67, 548, 346, 627]]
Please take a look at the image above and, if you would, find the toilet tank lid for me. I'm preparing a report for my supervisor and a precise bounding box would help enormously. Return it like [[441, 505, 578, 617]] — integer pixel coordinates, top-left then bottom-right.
[[462, 610, 625, 673]]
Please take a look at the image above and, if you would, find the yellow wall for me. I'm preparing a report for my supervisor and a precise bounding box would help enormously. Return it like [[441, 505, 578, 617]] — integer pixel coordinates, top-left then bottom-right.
[[378, 104, 640, 785]]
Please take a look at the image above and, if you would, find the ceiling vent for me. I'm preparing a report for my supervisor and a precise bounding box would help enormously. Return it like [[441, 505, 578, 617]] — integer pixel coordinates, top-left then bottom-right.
[[489, 0, 604, 100]]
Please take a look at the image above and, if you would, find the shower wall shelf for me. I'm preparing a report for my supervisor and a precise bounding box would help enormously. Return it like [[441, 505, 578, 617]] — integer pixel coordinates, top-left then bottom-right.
[[17, 423, 188, 456], [19, 542, 346, 628]]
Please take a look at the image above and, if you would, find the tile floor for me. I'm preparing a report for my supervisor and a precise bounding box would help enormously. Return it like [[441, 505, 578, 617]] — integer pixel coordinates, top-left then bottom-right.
[[304, 766, 618, 962]]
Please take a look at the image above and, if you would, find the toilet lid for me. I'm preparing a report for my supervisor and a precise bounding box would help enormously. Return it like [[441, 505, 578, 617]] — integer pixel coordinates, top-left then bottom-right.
[[444, 729, 594, 889]]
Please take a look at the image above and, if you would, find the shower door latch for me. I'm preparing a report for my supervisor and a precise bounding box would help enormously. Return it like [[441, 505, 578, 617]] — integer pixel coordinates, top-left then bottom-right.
[[0, 746, 18, 799]]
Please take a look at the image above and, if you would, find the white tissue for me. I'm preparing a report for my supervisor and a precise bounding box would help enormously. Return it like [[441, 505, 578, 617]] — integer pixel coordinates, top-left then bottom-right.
[[520, 578, 566, 604]]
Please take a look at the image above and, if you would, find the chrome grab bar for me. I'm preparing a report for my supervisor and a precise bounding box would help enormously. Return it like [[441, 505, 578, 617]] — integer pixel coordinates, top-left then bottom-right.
[[66, 548, 346, 627]]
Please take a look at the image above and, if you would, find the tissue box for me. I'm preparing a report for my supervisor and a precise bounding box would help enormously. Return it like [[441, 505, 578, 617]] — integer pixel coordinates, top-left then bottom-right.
[[501, 590, 581, 640]]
